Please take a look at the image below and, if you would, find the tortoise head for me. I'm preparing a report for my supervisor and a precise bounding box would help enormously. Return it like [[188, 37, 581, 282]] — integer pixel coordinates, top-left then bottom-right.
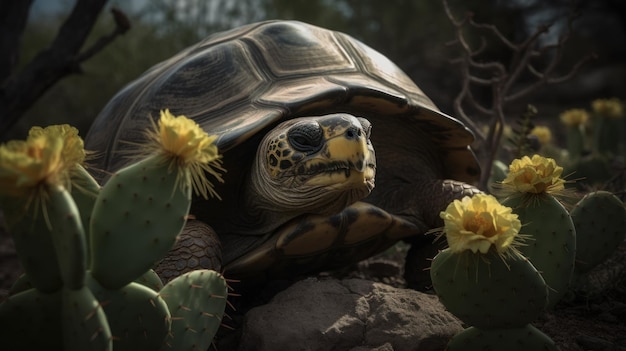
[[249, 113, 376, 217]]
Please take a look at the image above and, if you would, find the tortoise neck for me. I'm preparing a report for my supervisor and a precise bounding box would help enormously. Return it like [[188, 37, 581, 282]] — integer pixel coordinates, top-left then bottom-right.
[[363, 118, 475, 231]]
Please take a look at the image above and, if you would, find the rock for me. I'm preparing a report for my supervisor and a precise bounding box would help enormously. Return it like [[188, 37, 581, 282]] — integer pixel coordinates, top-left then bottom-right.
[[238, 278, 463, 351]]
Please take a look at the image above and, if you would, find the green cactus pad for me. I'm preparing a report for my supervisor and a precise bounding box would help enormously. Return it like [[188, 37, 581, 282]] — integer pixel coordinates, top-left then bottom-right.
[[70, 164, 101, 265], [503, 194, 576, 309], [90, 155, 191, 289], [565, 125, 585, 161], [430, 248, 548, 329], [593, 116, 622, 156], [488, 160, 509, 193], [47, 185, 88, 289], [87, 275, 170, 351], [0, 288, 62, 350], [571, 191, 626, 273], [570, 155, 612, 189], [62, 286, 112, 351], [136, 269, 165, 291], [4, 186, 87, 291], [2, 197, 63, 292], [446, 324, 558, 351], [159, 270, 228, 350]]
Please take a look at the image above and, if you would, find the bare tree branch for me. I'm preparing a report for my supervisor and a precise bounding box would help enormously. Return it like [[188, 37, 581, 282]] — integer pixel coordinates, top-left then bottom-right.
[[0, 0, 34, 82], [467, 15, 518, 51], [76, 8, 131, 63], [0, 0, 130, 139], [442, 0, 594, 189]]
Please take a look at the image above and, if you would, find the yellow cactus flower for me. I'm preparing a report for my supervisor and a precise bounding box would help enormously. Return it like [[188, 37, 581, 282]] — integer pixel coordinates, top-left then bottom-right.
[[440, 194, 522, 255], [29, 124, 86, 166], [559, 109, 589, 127], [146, 109, 224, 199], [529, 126, 552, 145], [501, 154, 565, 194], [592, 98, 624, 119], [0, 131, 66, 197], [157, 109, 219, 163]]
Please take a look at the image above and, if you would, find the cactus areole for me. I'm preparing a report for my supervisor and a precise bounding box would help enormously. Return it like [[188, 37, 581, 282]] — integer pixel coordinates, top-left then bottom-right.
[[85, 20, 481, 284]]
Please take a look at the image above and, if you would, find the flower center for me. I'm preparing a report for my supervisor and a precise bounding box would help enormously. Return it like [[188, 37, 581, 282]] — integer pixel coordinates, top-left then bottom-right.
[[466, 212, 497, 238]]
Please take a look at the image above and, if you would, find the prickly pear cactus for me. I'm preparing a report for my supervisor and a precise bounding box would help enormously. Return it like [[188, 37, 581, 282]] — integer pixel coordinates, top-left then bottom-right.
[[70, 164, 101, 265], [160, 270, 229, 351], [559, 108, 589, 162], [430, 193, 555, 349], [46, 185, 88, 289], [89, 155, 193, 289], [62, 286, 113, 351], [137, 269, 166, 291], [502, 194, 576, 309], [591, 98, 625, 156], [87, 275, 171, 351], [5, 202, 64, 292], [89, 109, 223, 289], [0, 112, 226, 351], [571, 191, 626, 273], [499, 154, 576, 309], [431, 248, 548, 329]]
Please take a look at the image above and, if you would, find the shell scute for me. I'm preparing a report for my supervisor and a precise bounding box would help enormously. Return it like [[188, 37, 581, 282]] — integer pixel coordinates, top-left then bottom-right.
[[245, 21, 356, 77]]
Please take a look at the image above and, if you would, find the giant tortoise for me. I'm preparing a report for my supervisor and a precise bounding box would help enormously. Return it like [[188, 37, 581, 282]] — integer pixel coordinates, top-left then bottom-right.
[[85, 20, 480, 288]]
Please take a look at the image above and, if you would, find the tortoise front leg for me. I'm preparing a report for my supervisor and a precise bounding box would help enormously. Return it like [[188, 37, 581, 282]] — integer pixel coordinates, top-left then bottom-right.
[[154, 220, 222, 283], [404, 179, 482, 291]]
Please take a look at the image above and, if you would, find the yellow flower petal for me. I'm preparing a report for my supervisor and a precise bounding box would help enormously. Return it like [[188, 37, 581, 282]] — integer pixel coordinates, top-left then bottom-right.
[[29, 124, 86, 167], [559, 109, 589, 126], [157, 109, 220, 164], [501, 154, 565, 194], [440, 194, 521, 254], [592, 98, 623, 119], [148, 109, 225, 199], [0, 124, 88, 198], [0, 134, 65, 197], [529, 126, 551, 145]]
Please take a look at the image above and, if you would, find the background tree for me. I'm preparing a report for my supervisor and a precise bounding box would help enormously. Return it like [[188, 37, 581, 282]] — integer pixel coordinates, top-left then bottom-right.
[[0, 0, 129, 139], [2, 0, 624, 145]]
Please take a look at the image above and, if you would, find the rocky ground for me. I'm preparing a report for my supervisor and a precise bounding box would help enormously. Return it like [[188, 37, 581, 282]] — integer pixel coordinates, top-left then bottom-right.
[[1, 221, 625, 350]]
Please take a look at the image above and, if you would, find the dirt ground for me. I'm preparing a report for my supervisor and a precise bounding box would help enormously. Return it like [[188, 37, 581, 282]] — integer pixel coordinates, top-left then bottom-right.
[[1, 218, 624, 351]]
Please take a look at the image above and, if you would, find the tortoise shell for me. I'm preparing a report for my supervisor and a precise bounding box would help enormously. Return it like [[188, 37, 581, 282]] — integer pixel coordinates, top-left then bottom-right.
[[86, 20, 478, 180], [85, 20, 480, 280]]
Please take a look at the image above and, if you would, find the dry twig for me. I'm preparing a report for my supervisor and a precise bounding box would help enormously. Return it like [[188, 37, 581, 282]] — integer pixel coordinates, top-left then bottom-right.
[[442, 0, 595, 189]]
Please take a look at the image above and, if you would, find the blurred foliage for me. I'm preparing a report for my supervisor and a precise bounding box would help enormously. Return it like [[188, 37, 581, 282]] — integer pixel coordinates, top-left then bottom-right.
[[3, 0, 624, 142]]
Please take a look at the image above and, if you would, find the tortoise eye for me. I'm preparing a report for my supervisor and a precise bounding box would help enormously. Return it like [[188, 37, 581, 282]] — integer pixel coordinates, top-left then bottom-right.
[[287, 123, 323, 153]]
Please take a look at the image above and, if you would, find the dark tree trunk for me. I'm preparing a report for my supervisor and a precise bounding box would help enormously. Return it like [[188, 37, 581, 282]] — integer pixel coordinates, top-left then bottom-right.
[[0, 0, 113, 138]]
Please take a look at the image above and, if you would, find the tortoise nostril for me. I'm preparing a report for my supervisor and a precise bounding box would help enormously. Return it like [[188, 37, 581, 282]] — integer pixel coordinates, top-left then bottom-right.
[[345, 127, 361, 140]]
